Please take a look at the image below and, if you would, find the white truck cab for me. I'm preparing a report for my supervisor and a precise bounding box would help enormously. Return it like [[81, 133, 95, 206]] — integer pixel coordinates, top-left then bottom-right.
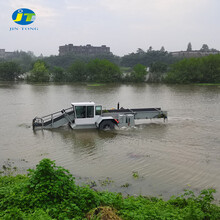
[[71, 102, 116, 129]]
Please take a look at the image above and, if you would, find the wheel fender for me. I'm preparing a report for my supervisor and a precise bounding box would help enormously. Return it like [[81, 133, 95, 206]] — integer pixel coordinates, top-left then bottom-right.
[[98, 119, 117, 130], [96, 116, 114, 127]]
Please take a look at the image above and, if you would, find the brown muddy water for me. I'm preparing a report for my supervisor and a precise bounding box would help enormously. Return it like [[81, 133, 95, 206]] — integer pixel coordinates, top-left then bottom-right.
[[0, 82, 220, 200]]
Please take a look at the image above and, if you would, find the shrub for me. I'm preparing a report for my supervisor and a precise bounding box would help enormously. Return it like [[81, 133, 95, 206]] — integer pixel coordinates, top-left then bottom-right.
[[0, 159, 220, 219]]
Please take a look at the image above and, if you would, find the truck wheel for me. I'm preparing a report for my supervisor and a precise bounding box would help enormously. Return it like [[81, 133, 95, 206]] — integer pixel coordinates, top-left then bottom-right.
[[99, 120, 115, 130]]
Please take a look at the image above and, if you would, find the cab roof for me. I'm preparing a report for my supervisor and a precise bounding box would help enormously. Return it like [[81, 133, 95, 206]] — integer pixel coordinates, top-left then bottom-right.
[[71, 102, 95, 106]]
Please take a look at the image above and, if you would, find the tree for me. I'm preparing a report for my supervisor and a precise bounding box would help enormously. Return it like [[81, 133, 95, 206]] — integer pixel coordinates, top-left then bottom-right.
[[200, 44, 209, 52], [52, 66, 66, 82], [43, 53, 120, 69], [67, 61, 87, 82], [27, 60, 50, 82], [210, 48, 218, 52], [121, 48, 175, 67], [150, 62, 168, 73], [0, 51, 34, 73], [87, 59, 122, 82], [147, 46, 153, 52], [0, 61, 21, 81], [187, 42, 192, 52], [165, 54, 220, 83], [137, 48, 145, 54], [130, 64, 148, 82], [160, 46, 165, 52], [27, 51, 35, 58], [14, 51, 33, 72]]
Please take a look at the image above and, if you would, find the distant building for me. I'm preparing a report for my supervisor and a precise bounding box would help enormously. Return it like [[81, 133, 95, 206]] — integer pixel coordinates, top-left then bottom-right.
[[59, 44, 111, 56], [171, 50, 220, 58], [0, 49, 15, 58]]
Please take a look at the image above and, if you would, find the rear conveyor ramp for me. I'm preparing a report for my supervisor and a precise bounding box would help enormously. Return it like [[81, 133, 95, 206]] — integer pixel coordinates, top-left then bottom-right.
[[32, 107, 75, 130]]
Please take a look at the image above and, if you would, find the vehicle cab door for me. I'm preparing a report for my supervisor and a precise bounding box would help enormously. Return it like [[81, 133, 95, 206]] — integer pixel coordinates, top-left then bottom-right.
[[74, 105, 102, 125]]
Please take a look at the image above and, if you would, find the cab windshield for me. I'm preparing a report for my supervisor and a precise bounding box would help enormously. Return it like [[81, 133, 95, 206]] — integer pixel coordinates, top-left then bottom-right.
[[75, 106, 94, 118]]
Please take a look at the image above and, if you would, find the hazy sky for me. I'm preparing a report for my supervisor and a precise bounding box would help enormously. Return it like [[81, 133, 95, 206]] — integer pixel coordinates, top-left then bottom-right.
[[1, 0, 220, 56]]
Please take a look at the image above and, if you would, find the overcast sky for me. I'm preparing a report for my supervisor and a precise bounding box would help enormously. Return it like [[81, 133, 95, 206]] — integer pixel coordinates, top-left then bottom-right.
[[1, 0, 219, 56]]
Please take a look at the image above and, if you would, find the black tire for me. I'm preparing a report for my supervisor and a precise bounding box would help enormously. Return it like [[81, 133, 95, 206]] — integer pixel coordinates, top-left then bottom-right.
[[99, 120, 115, 130]]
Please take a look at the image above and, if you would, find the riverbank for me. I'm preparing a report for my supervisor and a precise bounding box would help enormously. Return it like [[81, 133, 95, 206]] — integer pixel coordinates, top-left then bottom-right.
[[0, 159, 220, 219], [193, 83, 220, 86]]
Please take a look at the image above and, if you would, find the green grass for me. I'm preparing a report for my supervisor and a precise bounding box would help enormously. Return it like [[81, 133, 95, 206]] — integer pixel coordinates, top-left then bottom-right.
[[0, 158, 220, 219]]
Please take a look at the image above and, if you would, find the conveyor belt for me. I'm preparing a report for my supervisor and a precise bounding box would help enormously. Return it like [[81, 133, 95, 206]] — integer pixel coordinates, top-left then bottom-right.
[[41, 110, 74, 126], [33, 108, 74, 128]]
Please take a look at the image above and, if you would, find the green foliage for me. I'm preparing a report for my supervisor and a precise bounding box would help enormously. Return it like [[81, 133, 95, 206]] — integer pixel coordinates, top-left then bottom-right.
[[67, 60, 88, 82], [0, 159, 220, 219], [121, 183, 130, 188], [0, 158, 100, 219], [87, 59, 122, 83], [0, 62, 21, 81], [99, 177, 114, 186], [168, 189, 220, 220], [130, 64, 148, 82], [11, 51, 34, 72], [0, 51, 35, 73], [0, 159, 18, 176], [49, 58, 122, 83], [51, 66, 66, 82], [24, 209, 52, 219], [121, 50, 175, 67], [26, 158, 76, 205], [165, 54, 220, 83], [123, 64, 148, 82], [43, 53, 120, 69], [147, 62, 168, 83], [132, 171, 139, 178], [41, 50, 177, 83], [150, 62, 168, 73], [27, 60, 50, 82]]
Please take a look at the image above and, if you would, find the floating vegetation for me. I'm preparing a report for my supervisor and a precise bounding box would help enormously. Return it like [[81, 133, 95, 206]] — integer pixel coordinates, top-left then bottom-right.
[[21, 158, 28, 163], [89, 180, 97, 188], [132, 171, 139, 179], [99, 177, 114, 186], [1, 160, 18, 176], [121, 183, 131, 188]]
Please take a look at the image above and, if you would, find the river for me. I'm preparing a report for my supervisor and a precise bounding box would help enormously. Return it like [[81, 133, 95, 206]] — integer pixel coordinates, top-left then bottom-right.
[[0, 82, 219, 200]]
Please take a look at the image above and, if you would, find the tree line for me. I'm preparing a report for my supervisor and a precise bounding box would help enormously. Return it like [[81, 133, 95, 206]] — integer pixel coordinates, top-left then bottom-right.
[[165, 54, 220, 83], [0, 58, 148, 83], [0, 49, 220, 84]]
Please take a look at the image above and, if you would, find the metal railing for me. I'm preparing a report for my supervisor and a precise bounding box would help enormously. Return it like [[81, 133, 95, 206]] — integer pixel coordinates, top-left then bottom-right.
[[33, 107, 74, 129]]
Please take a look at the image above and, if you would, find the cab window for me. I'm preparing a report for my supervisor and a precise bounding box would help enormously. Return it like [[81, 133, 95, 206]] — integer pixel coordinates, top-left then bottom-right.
[[75, 106, 86, 118], [95, 106, 102, 115], [87, 106, 94, 118]]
